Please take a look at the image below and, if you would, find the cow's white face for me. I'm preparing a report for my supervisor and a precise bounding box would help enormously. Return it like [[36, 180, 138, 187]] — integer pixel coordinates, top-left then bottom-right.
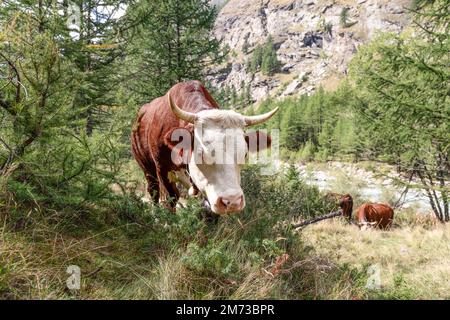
[[167, 92, 278, 215], [189, 110, 248, 214]]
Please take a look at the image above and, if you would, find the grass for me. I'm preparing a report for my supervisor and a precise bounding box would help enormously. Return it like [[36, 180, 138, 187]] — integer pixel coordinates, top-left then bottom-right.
[[0, 214, 155, 299], [302, 211, 450, 299], [1, 163, 449, 300], [4, 210, 447, 299]]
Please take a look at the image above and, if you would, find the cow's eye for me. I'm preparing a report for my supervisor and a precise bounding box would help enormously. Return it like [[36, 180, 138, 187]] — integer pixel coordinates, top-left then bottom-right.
[[200, 146, 216, 164]]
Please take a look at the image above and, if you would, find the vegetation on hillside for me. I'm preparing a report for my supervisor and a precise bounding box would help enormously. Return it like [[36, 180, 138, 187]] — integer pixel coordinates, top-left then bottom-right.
[[350, 0, 449, 221], [3, 163, 447, 299], [247, 35, 281, 76], [251, 0, 449, 222], [340, 7, 358, 28], [250, 85, 360, 162]]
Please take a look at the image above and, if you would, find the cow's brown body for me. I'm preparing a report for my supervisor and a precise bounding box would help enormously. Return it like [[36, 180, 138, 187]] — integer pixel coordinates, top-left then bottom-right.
[[339, 194, 394, 229], [131, 81, 219, 204], [356, 203, 394, 229]]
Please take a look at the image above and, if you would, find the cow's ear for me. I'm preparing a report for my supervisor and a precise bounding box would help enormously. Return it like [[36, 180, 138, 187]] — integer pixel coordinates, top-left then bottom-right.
[[245, 130, 272, 153], [164, 126, 193, 165]]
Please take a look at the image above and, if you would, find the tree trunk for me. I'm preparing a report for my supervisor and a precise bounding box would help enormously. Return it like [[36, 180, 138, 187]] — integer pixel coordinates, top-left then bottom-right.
[[85, 0, 94, 135], [292, 210, 343, 229]]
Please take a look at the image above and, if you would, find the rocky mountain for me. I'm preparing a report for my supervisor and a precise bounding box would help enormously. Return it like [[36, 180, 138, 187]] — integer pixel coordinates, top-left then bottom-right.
[[208, 0, 412, 102]]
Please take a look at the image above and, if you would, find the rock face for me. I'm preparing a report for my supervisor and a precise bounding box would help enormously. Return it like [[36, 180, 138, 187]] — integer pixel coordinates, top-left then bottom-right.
[[208, 0, 411, 103]]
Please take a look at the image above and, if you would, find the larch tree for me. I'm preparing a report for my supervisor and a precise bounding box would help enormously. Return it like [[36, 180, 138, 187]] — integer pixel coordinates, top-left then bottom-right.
[[349, 0, 449, 221]]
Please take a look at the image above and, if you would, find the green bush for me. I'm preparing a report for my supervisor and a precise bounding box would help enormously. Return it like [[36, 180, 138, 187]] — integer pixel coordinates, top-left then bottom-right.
[[241, 164, 336, 223], [182, 240, 238, 278]]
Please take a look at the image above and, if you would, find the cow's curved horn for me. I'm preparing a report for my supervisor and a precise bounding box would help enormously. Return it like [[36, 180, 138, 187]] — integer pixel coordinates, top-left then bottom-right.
[[168, 91, 197, 123], [243, 107, 279, 126]]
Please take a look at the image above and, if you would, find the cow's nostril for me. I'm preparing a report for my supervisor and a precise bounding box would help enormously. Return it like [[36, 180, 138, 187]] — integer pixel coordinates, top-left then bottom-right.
[[220, 197, 231, 207]]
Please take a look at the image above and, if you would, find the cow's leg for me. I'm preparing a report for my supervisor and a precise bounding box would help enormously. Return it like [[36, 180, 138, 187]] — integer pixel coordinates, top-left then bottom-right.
[[158, 169, 180, 210], [134, 156, 159, 204], [188, 176, 200, 196], [145, 172, 160, 204]]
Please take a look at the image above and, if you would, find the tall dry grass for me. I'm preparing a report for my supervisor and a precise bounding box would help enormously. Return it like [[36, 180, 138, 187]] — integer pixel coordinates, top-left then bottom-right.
[[301, 211, 450, 299]]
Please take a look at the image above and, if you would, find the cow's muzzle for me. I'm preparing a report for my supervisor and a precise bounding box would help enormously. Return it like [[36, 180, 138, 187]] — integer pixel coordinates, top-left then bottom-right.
[[210, 194, 245, 215]]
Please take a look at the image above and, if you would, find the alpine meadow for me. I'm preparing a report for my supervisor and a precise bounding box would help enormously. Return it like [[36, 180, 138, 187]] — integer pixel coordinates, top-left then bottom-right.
[[0, 0, 449, 300]]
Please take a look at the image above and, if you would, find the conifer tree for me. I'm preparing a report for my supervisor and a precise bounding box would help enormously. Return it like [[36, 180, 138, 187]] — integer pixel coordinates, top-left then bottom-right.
[[261, 35, 280, 76], [122, 0, 224, 103], [349, 0, 449, 221]]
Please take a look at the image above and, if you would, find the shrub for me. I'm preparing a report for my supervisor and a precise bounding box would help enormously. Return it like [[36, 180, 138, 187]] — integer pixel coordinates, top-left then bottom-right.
[[182, 240, 238, 278]]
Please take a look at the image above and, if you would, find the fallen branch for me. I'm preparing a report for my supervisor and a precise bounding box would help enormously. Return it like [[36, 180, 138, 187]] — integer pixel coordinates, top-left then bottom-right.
[[292, 210, 343, 229]]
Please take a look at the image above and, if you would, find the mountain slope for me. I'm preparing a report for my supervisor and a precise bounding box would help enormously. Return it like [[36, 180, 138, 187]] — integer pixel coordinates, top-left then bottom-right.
[[209, 0, 412, 102]]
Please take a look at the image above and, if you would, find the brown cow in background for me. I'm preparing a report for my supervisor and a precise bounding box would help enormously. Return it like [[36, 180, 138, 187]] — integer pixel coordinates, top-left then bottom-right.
[[356, 203, 394, 229], [339, 194, 394, 229]]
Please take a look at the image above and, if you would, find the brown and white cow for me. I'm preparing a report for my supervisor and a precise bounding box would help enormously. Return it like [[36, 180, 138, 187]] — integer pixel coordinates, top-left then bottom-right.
[[339, 194, 394, 230], [131, 81, 278, 215]]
